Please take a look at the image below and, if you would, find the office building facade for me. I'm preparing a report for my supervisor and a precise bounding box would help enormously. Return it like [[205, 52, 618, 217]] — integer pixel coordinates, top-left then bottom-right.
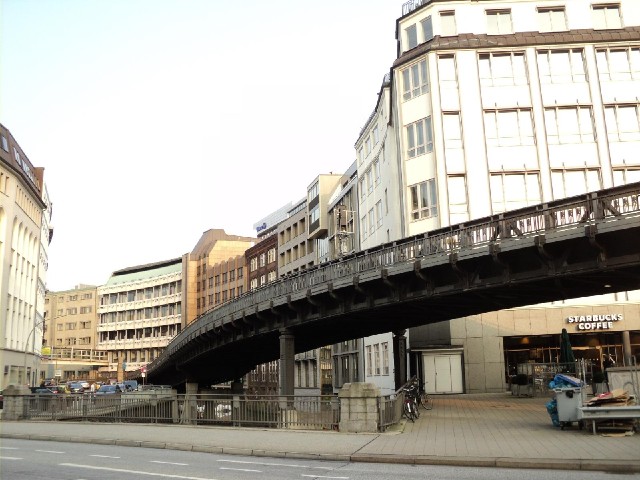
[[382, 0, 640, 393], [0, 123, 49, 389], [97, 258, 183, 378]]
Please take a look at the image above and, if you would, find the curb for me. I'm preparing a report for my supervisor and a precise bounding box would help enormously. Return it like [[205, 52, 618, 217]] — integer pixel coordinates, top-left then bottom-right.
[[3, 432, 640, 473]]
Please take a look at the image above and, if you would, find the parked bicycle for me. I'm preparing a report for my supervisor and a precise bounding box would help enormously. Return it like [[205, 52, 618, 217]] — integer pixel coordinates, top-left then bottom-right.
[[414, 378, 432, 411], [402, 380, 420, 422]]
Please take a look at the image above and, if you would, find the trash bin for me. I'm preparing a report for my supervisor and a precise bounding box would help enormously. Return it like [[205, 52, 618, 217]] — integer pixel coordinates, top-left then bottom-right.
[[554, 387, 583, 430]]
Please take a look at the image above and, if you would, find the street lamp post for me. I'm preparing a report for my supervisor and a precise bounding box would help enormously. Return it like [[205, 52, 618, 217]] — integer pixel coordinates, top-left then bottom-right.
[[22, 317, 45, 387]]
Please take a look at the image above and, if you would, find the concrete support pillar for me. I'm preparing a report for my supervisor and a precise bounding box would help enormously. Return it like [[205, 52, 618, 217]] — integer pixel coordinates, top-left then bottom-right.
[[338, 382, 381, 433], [2, 385, 31, 420], [393, 329, 407, 391], [183, 381, 198, 425], [230, 379, 244, 394], [279, 328, 295, 396], [622, 331, 633, 366]]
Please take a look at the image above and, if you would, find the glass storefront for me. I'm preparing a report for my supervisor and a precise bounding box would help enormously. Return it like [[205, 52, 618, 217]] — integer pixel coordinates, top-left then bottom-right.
[[504, 330, 640, 380]]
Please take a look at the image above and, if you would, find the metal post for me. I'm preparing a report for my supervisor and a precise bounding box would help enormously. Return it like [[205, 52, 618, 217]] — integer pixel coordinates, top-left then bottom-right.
[[279, 328, 295, 396], [393, 329, 407, 390]]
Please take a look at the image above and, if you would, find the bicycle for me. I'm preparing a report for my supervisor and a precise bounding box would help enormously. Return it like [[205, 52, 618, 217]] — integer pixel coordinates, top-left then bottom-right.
[[412, 378, 432, 411], [417, 389, 432, 411], [402, 381, 420, 422]]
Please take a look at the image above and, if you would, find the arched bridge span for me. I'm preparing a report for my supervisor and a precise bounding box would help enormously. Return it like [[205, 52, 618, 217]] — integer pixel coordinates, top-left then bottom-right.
[[148, 183, 640, 387]]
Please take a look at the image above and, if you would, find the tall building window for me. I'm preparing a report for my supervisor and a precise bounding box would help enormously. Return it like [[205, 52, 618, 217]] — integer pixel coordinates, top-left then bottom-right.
[[438, 55, 457, 90], [613, 168, 640, 186], [538, 7, 567, 32], [596, 48, 640, 81], [402, 59, 429, 101], [368, 209, 375, 235], [405, 24, 417, 50], [382, 342, 389, 375], [374, 344, 381, 375], [374, 159, 381, 185], [375, 201, 383, 227], [604, 104, 640, 142], [440, 11, 457, 36], [486, 9, 512, 35], [372, 125, 379, 144], [361, 215, 368, 240], [447, 175, 468, 218], [537, 49, 586, 84], [592, 4, 622, 29], [490, 173, 541, 213], [366, 169, 373, 194], [409, 179, 437, 220], [479, 52, 527, 86], [551, 169, 601, 198], [421, 15, 433, 41], [484, 109, 535, 147], [250, 258, 258, 272], [406, 117, 433, 158], [544, 107, 594, 144]]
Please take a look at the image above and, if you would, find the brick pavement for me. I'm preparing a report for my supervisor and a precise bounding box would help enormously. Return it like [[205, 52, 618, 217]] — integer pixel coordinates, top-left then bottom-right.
[[1, 393, 638, 473]]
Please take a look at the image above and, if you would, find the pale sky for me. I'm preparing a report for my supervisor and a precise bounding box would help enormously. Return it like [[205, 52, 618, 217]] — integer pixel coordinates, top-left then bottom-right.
[[0, 0, 400, 291]]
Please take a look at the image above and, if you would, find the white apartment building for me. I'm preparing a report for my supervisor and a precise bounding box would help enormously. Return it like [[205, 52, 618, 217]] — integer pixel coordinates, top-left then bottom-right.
[[97, 258, 183, 377], [356, 0, 640, 394], [357, 74, 404, 250], [355, 74, 407, 394], [0, 124, 50, 390]]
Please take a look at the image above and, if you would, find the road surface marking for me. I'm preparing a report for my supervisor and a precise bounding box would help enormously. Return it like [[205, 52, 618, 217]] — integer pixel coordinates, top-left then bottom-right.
[[0, 456, 23, 460], [217, 459, 332, 470], [302, 476, 349, 479], [36, 449, 65, 454], [0, 447, 19, 450], [219, 467, 261, 473], [60, 463, 218, 480], [90, 454, 121, 458], [150, 461, 189, 466]]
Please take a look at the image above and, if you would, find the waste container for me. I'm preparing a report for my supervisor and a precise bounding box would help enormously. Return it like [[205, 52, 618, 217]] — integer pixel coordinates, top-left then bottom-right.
[[554, 387, 583, 430]]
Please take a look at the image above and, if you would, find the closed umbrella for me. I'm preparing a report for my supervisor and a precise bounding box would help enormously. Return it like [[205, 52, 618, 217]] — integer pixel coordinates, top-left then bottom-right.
[[559, 328, 576, 371]]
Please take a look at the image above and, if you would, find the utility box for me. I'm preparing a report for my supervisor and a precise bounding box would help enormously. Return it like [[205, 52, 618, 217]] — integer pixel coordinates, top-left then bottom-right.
[[554, 387, 583, 429]]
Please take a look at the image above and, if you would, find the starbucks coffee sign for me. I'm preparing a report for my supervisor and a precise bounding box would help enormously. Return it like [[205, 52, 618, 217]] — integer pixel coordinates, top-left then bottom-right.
[[566, 314, 623, 331]]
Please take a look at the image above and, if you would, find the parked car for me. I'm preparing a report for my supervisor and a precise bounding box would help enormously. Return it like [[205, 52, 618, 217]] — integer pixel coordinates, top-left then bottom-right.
[[32, 388, 58, 395], [67, 382, 85, 394], [96, 384, 122, 395], [115, 380, 138, 392], [34, 385, 64, 394]]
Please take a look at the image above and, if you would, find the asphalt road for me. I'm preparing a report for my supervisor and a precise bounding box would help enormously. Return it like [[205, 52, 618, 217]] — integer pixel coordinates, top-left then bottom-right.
[[1, 438, 639, 480]]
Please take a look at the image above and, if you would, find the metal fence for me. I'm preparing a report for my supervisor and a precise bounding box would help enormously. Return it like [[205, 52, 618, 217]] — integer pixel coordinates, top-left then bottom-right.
[[11, 392, 341, 431], [378, 391, 403, 431]]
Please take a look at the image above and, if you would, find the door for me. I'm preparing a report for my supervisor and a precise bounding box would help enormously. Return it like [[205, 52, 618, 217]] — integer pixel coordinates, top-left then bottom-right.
[[422, 352, 464, 394]]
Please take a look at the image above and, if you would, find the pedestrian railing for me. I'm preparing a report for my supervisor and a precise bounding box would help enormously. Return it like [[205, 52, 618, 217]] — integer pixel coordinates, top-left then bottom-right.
[[378, 391, 404, 431], [8, 392, 340, 431]]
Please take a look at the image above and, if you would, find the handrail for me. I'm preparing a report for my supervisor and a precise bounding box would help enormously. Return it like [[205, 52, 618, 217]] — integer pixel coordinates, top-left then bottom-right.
[[149, 182, 640, 373]]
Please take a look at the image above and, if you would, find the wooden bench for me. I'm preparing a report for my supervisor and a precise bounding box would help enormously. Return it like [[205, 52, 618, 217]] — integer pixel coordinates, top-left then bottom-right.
[[578, 405, 640, 435]]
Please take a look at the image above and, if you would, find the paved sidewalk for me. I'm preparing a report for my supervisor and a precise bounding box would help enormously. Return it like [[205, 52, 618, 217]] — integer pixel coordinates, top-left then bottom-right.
[[1, 393, 639, 473]]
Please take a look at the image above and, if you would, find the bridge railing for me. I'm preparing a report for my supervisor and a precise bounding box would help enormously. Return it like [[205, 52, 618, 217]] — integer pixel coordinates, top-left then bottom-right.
[[8, 392, 340, 430], [154, 182, 640, 368]]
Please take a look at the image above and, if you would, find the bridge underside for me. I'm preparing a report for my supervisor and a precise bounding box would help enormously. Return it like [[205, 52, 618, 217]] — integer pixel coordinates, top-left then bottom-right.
[[150, 218, 640, 388]]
